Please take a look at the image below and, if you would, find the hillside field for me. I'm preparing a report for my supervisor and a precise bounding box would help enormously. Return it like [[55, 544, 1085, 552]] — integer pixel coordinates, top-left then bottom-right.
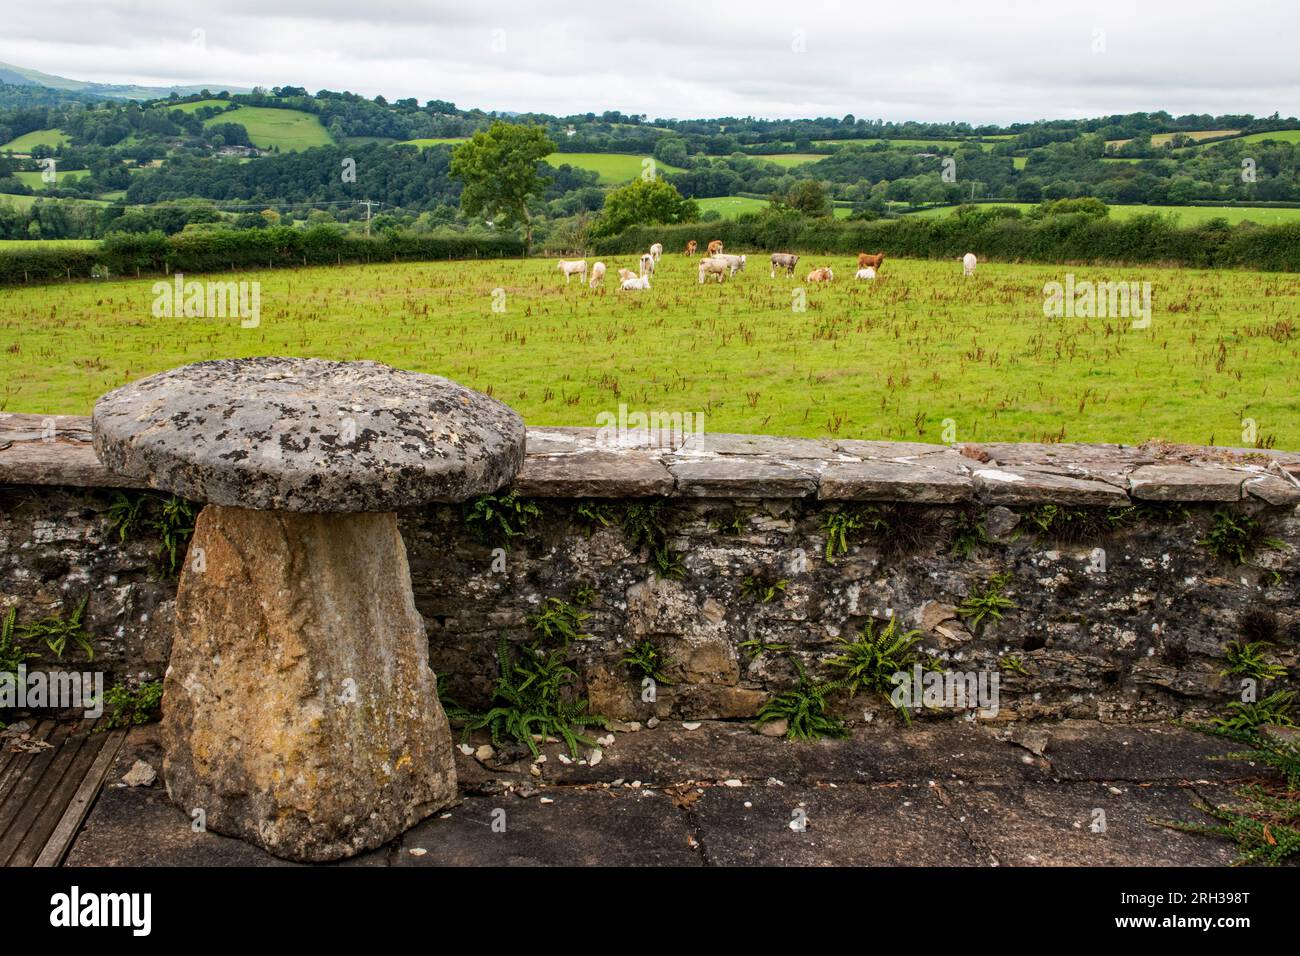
[[907, 202, 1300, 226], [2, 254, 1296, 448], [0, 238, 99, 249], [697, 196, 855, 219], [400, 137, 468, 147], [544, 153, 684, 184], [200, 105, 333, 151], [1218, 129, 1300, 147], [0, 128, 70, 152], [0, 194, 107, 212], [752, 154, 826, 167], [11, 169, 87, 189], [813, 138, 1002, 152]]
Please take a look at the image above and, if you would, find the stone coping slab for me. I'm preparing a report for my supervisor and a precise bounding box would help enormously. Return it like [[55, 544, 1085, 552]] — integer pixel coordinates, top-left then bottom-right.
[[90, 358, 526, 512], [5, 413, 1300, 506]]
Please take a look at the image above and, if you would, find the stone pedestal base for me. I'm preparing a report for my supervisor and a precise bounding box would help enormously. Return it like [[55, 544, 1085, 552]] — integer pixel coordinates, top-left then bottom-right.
[[161, 504, 457, 862]]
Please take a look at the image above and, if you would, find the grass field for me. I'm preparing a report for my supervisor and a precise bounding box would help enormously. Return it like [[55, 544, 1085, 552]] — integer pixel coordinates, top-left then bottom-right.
[[1152, 129, 1239, 145], [1197, 129, 1300, 148], [696, 196, 855, 219], [752, 154, 827, 167], [0, 128, 70, 153], [166, 99, 233, 114], [697, 196, 770, 218], [907, 202, 1300, 226], [199, 105, 333, 152], [11, 169, 87, 189], [1107, 130, 1240, 149], [399, 137, 469, 148], [544, 153, 685, 184], [813, 138, 1000, 152], [2, 255, 1296, 448], [0, 194, 108, 212], [0, 239, 99, 249]]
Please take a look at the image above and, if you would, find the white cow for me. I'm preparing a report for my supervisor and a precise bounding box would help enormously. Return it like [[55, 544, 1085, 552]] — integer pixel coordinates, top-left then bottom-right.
[[639, 253, 655, 277], [854, 267, 876, 281], [649, 242, 664, 262], [698, 257, 729, 284], [558, 259, 587, 284], [716, 253, 746, 276], [621, 275, 651, 290], [963, 252, 977, 276], [589, 261, 606, 287]]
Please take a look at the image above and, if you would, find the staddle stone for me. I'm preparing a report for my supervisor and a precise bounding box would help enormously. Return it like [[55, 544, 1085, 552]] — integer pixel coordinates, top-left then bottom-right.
[[91, 358, 526, 862], [93, 357, 525, 512]]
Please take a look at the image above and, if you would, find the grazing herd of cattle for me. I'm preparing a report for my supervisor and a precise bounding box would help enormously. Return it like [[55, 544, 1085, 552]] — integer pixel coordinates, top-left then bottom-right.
[[557, 242, 980, 291]]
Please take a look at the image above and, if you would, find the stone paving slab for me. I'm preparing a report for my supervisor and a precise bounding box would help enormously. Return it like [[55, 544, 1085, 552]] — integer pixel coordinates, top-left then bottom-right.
[[944, 782, 1238, 867], [64, 724, 304, 868], [690, 781, 986, 866], [61, 719, 1254, 867], [394, 789, 702, 866], [1038, 720, 1250, 782]]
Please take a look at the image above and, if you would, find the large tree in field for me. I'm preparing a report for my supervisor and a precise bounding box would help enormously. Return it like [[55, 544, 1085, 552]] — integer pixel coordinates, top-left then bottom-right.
[[450, 121, 555, 252], [592, 177, 699, 237]]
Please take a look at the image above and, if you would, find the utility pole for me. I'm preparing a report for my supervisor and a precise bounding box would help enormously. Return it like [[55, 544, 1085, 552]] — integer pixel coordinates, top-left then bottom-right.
[[359, 199, 379, 235]]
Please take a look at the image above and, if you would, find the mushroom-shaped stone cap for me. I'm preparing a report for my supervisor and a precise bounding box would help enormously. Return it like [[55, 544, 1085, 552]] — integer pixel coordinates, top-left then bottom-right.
[[92, 358, 526, 512]]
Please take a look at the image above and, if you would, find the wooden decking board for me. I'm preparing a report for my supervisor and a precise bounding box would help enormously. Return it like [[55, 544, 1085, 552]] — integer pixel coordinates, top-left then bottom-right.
[[9, 722, 111, 867], [35, 726, 127, 867], [0, 718, 144, 867], [0, 721, 77, 863], [0, 719, 53, 795], [0, 720, 57, 821]]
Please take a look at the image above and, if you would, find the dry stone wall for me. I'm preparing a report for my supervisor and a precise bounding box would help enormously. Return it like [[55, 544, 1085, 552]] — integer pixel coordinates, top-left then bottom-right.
[[3, 413, 1298, 726]]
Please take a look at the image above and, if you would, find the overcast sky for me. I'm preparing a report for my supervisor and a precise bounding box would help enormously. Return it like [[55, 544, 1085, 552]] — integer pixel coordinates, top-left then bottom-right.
[[3, 1, 1297, 124]]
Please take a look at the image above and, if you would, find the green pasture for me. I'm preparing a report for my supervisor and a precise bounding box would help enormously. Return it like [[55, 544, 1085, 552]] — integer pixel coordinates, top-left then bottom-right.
[[906, 203, 1300, 226], [0, 128, 70, 152], [1, 254, 1296, 448], [543, 153, 685, 184], [199, 105, 333, 152]]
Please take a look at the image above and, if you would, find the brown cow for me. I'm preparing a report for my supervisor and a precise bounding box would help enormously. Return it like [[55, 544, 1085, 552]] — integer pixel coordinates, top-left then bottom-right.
[[806, 267, 834, 283], [707, 239, 724, 256], [857, 252, 885, 271], [685, 240, 697, 256]]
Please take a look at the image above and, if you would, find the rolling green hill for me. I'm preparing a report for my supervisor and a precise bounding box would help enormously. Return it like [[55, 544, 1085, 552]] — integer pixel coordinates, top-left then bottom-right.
[[0, 128, 70, 152], [200, 105, 333, 152], [0, 60, 249, 100]]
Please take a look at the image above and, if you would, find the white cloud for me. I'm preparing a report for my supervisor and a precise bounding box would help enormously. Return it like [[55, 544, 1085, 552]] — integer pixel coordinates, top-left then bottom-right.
[[1, 0, 1295, 122]]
